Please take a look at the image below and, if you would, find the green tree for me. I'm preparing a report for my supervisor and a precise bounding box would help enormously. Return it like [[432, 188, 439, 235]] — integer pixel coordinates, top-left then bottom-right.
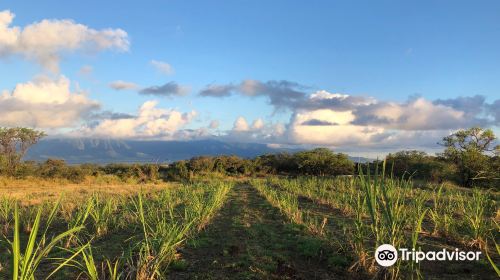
[[294, 148, 354, 176], [385, 150, 446, 181], [171, 160, 189, 180], [440, 127, 499, 187], [189, 156, 215, 173], [255, 153, 298, 175], [0, 127, 46, 176], [39, 158, 68, 178]]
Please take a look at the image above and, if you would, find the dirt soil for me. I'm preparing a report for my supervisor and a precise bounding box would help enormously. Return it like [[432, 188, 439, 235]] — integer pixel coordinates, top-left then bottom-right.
[[169, 184, 347, 280]]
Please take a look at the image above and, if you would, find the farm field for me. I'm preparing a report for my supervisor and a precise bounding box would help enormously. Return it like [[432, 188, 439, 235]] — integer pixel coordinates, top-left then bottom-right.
[[3, 1, 500, 279], [0, 175, 498, 279]]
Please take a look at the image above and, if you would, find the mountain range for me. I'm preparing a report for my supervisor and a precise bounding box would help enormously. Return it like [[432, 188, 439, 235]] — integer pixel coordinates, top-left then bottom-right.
[[25, 138, 372, 164]]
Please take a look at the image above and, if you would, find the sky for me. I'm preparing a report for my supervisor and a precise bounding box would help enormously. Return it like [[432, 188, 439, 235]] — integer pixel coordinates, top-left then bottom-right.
[[0, 1, 499, 157]]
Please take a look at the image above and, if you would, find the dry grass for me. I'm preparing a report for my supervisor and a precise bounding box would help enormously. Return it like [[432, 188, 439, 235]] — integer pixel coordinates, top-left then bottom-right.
[[0, 176, 176, 206]]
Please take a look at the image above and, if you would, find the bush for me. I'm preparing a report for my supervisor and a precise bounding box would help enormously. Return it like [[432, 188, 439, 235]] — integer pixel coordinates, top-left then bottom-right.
[[386, 151, 447, 181], [166, 161, 190, 181], [65, 166, 89, 183], [38, 158, 68, 179], [14, 161, 38, 178], [294, 148, 354, 176]]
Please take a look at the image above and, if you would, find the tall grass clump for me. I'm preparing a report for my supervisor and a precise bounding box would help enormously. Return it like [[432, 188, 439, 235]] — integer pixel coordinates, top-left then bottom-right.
[[462, 188, 494, 248], [129, 181, 233, 280], [64, 198, 93, 248], [359, 161, 411, 279], [52, 243, 122, 280], [132, 191, 194, 279], [0, 196, 14, 234], [185, 182, 233, 231], [252, 179, 302, 224], [485, 238, 500, 277], [253, 169, 497, 279], [266, 176, 357, 215], [408, 191, 428, 280], [349, 192, 369, 269], [89, 194, 118, 237], [7, 199, 84, 279], [429, 185, 456, 238]]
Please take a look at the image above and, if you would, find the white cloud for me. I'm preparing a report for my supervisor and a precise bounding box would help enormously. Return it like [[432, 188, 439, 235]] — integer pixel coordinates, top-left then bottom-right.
[[288, 109, 383, 146], [151, 60, 174, 75], [284, 91, 466, 148], [0, 10, 129, 72], [251, 118, 264, 130], [297, 109, 355, 125], [393, 98, 465, 130], [310, 90, 349, 101], [109, 80, 139, 91], [224, 117, 284, 143], [275, 89, 500, 153], [285, 91, 382, 146], [82, 100, 196, 138], [215, 90, 497, 151], [355, 97, 468, 130], [0, 75, 100, 128], [233, 116, 249, 131], [309, 90, 375, 106]]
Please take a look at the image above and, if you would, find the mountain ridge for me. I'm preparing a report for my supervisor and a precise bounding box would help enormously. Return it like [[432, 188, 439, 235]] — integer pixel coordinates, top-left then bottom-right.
[[25, 138, 373, 164]]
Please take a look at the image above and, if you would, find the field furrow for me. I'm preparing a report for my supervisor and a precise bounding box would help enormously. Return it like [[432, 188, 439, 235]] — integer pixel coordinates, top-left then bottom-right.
[[169, 184, 347, 280]]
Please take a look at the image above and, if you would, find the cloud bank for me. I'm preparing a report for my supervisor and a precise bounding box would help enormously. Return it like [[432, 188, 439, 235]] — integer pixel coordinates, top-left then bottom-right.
[[0, 76, 100, 128], [1, 8, 497, 154], [80, 100, 196, 139], [0, 10, 128, 72], [199, 80, 499, 150]]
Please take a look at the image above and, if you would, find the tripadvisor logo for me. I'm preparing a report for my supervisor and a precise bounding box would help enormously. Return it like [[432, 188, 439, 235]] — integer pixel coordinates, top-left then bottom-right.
[[375, 244, 482, 267], [375, 244, 398, 267]]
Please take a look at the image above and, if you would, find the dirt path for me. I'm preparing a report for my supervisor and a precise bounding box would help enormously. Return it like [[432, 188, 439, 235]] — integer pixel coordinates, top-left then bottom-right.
[[169, 184, 346, 280]]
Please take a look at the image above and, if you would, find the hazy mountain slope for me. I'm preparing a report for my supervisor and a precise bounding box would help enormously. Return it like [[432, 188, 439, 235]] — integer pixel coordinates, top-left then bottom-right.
[[25, 139, 285, 164], [25, 138, 373, 164]]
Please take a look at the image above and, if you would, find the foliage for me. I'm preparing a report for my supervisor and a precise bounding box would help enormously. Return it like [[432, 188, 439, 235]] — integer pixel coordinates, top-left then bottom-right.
[[294, 148, 354, 176], [7, 199, 84, 279], [253, 173, 499, 279], [385, 150, 447, 181], [1, 126, 499, 189], [0, 127, 46, 176], [0, 180, 234, 279], [440, 127, 499, 187]]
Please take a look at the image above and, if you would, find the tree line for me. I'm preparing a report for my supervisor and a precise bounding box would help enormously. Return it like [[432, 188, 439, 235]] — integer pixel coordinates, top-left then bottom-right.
[[0, 126, 498, 188]]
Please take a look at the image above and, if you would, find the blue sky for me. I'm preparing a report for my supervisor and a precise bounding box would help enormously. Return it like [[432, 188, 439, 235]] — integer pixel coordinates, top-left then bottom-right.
[[0, 1, 499, 156]]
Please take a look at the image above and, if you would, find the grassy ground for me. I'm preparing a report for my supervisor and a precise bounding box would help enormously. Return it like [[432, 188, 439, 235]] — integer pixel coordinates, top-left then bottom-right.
[[169, 184, 350, 280], [0, 177, 498, 279], [292, 189, 496, 279], [0, 176, 173, 205], [257, 176, 499, 279], [0, 179, 230, 279]]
